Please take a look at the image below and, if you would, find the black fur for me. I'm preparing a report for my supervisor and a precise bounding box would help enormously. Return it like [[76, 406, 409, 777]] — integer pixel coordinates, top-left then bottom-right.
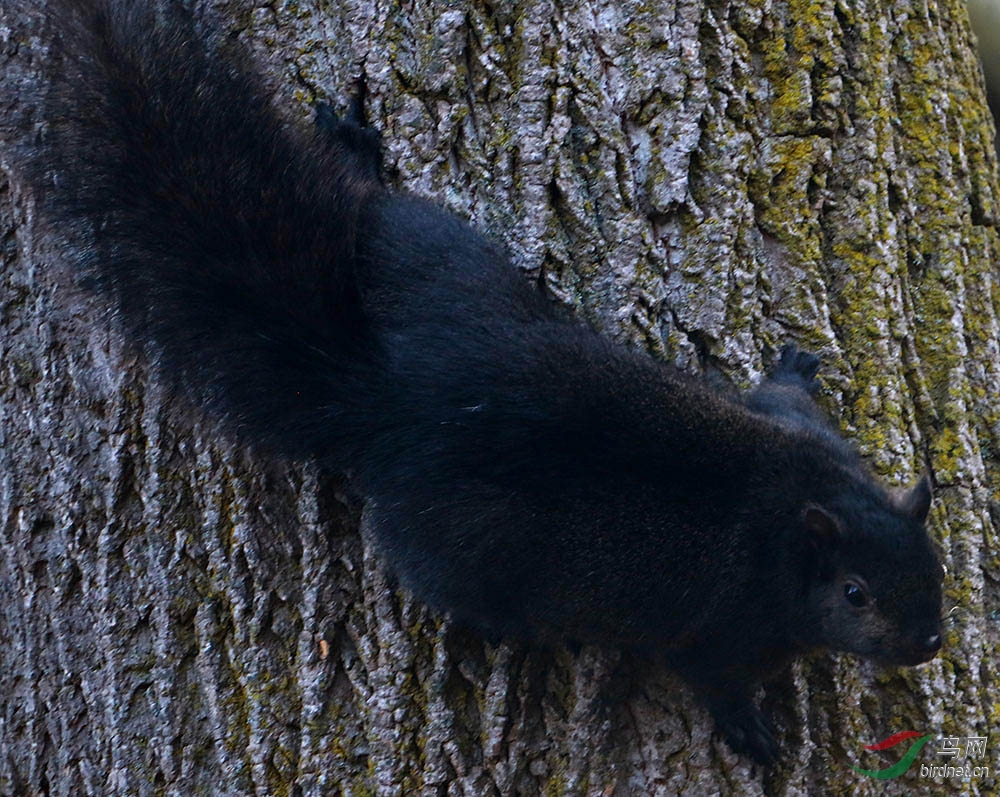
[[5, 0, 945, 765]]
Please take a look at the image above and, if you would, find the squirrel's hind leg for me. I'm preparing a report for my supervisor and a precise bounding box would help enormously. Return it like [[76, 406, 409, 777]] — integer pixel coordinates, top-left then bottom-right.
[[314, 79, 383, 181]]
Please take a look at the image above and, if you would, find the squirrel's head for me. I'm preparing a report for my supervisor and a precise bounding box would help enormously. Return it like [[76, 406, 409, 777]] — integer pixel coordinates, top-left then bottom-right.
[[800, 474, 944, 666]]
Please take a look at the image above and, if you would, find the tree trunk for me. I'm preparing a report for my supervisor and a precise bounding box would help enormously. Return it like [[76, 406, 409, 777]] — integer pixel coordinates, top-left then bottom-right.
[[1, 0, 997, 794]]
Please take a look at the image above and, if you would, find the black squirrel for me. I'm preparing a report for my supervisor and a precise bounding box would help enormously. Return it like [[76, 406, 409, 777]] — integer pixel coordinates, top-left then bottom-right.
[[4, 0, 945, 766]]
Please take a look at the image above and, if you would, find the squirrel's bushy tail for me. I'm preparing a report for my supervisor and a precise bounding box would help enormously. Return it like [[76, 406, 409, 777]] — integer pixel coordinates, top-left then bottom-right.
[[5, 0, 384, 461]]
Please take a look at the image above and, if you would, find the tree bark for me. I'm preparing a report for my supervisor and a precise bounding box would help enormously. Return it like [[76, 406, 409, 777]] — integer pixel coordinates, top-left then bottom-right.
[[1, 0, 998, 794]]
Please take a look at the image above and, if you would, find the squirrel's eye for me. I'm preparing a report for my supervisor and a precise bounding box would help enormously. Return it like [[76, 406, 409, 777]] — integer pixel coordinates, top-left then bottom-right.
[[844, 582, 868, 608]]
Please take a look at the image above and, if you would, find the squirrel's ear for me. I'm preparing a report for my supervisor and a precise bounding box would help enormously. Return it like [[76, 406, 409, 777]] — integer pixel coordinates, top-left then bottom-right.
[[892, 474, 932, 523], [803, 504, 842, 578]]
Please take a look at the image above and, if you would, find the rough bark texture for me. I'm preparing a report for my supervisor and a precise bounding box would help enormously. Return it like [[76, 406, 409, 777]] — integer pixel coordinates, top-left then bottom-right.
[[1, 0, 998, 794]]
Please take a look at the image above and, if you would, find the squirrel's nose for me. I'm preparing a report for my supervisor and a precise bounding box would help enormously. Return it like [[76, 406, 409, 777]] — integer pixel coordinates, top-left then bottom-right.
[[921, 633, 942, 654]]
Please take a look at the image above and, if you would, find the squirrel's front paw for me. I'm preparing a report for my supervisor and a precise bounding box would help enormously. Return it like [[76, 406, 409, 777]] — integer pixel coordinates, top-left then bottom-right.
[[711, 701, 780, 766], [773, 344, 821, 395]]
